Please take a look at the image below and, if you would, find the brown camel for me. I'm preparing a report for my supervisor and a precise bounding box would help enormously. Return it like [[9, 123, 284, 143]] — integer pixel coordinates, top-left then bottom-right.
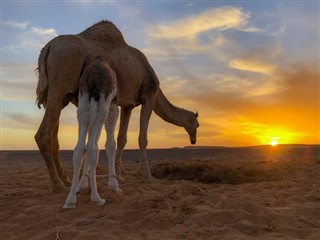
[[35, 20, 199, 192]]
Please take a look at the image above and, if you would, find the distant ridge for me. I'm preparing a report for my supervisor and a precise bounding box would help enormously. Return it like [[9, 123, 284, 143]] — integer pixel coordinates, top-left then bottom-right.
[[182, 144, 320, 150]]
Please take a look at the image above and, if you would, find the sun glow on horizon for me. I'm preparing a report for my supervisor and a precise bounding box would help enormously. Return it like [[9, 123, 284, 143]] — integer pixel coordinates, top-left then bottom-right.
[[238, 120, 307, 147], [270, 140, 278, 146]]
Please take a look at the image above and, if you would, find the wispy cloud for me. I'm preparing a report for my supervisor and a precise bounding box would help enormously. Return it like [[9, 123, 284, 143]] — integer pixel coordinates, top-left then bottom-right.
[[191, 63, 319, 144], [78, 0, 115, 6], [30, 26, 58, 38], [149, 7, 251, 39], [4, 20, 30, 29], [143, 6, 262, 62], [228, 58, 276, 75], [236, 120, 306, 145], [2, 62, 38, 101], [160, 75, 188, 94], [9, 113, 34, 125], [3, 20, 58, 54]]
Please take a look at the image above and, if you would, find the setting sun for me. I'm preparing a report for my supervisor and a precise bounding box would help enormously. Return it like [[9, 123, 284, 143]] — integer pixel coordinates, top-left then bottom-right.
[[270, 140, 278, 146]]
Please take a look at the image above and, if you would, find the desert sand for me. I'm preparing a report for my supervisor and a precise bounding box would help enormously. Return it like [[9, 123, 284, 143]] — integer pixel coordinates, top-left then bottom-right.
[[1, 145, 320, 240]]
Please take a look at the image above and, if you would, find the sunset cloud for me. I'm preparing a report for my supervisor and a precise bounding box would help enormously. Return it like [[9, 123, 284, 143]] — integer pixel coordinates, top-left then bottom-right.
[[162, 60, 318, 146], [143, 6, 259, 61], [236, 120, 306, 145], [150, 7, 251, 39], [228, 58, 276, 75], [2, 63, 37, 101]]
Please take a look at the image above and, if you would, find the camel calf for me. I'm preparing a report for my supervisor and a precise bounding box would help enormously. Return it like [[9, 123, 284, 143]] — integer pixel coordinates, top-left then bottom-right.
[[64, 56, 120, 209]]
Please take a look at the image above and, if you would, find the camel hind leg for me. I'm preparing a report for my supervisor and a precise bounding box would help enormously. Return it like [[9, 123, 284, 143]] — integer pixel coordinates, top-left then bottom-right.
[[139, 95, 157, 180], [35, 89, 76, 191], [115, 107, 132, 180], [106, 103, 121, 191], [64, 94, 89, 208], [87, 96, 109, 205], [35, 101, 65, 192], [52, 121, 71, 186]]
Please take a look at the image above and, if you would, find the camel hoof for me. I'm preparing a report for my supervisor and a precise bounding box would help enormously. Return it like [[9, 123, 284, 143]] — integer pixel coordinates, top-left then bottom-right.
[[92, 198, 106, 206], [110, 185, 123, 192], [108, 177, 121, 192], [142, 175, 158, 183], [63, 202, 76, 209], [52, 181, 66, 193], [117, 175, 125, 181], [64, 179, 71, 187], [60, 173, 71, 187]]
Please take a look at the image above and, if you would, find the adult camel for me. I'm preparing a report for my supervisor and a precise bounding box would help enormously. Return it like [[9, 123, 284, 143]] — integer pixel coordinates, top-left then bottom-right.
[[35, 20, 199, 192]]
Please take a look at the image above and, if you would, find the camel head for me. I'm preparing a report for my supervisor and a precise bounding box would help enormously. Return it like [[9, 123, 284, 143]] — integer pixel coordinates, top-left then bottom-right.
[[185, 111, 199, 145]]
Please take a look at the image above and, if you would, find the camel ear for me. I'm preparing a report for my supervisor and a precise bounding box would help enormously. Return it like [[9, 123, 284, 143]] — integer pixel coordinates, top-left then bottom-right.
[[194, 111, 198, 118]]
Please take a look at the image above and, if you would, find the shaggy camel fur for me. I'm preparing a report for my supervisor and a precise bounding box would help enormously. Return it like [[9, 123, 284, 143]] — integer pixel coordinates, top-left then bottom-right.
[[64, 56, 120, 209], [35, 20, 199, 191]]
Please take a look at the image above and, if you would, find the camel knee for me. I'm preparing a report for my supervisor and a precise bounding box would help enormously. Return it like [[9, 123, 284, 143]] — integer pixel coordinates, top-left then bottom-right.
[[35, 131, 50, 151]]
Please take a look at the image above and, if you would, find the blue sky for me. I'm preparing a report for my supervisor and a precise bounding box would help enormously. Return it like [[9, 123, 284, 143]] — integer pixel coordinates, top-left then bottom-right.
[[1, 1, 319, 149]]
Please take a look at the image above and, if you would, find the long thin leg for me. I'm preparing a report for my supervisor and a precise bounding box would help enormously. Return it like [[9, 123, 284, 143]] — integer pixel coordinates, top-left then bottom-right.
[[52, 122, 71, 186], [139, 97, 156, 180], [35, 102, 65, 192], [63, 98, 89, 208], [77, 154, 89, 192], [105, 103, 121, 191], [115, 107, 132, 179], [87, 98, 108, 205], [87, 135, 105, 205]]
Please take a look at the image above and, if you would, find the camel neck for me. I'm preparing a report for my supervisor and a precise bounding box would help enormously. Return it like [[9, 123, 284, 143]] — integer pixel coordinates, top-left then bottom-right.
[[154, 89, 190, 128]]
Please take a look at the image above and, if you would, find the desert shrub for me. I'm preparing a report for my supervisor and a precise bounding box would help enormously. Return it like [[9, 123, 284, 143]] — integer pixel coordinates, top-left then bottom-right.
[[151, 160, 292, 185]]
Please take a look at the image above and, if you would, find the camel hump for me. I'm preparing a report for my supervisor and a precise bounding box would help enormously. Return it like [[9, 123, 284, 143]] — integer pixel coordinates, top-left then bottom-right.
[[79, 20, 127, 46]]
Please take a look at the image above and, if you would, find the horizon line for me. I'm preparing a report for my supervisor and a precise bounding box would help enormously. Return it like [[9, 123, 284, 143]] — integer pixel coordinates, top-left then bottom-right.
[[1, 143, 320, 152]]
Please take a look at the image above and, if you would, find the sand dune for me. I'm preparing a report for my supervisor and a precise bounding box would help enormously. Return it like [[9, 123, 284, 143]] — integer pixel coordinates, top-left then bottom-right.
[[1, 145, 320, 239]]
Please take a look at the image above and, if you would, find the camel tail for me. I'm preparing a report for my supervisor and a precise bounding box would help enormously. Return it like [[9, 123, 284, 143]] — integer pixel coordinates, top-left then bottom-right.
[[36, 44, 51, 109]]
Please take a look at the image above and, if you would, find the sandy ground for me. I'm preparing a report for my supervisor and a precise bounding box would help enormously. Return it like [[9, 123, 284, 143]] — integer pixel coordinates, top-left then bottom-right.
[[1, 145, 320, 240]]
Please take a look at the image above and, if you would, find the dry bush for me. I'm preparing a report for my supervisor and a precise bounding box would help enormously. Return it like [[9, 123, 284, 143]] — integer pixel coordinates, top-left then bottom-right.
[[151, 159, 294, 184]]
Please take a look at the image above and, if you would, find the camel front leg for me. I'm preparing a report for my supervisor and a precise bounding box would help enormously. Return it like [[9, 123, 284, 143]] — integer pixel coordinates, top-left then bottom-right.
[[115, 107, 132, 179], [106, 103, 121, 192], [139, 98, 156, 180], [35, 104, 65, 192]]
